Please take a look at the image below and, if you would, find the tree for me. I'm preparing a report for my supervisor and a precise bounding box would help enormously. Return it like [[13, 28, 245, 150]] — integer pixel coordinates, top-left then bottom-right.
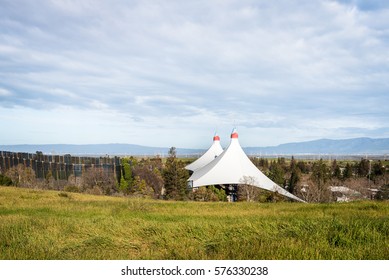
[[268, 161, 285, 186], [192, 186, 227, 202], [238, 176, 261, 202], [301, 159, 331, 202], [331, 160, 342, 180], [299, 178, 332, 203], [288, 157, 300, 194], [372, 161, 385, 179], [277, 157, 287, 169], [297, 160, 310, 174], [192, 186, 210, 201], [357, 158, 370, 177], [122, 159, 133, 183], [374, 184, 389, 200], [119, 176, 129, 194], [0, 174, 12, 186], [251, 157, 269, 171], [311, 159, 330, 189], [5, 164, 36, 188], [119, 158, 134, 194], [131, 175, 154, 197], [133, 164, 164, 199], [81, 167, 116, 195], [343, 163, 353, 180], [44, 170, 55, 189], [163, 147, 189, 200]]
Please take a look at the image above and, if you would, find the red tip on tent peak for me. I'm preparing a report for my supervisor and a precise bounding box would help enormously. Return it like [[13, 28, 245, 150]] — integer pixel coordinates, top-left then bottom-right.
[[213, 134, 220, 141], [231, 128, 238, 139]]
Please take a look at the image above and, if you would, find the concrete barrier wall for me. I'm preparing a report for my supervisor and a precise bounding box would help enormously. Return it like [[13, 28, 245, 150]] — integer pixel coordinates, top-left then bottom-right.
[[0, 151, 122, 182]]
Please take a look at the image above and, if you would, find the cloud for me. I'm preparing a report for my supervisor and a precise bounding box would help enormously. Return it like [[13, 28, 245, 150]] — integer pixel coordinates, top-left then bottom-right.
[[0, 0, 389, 147], [0, 88, 12, 97]]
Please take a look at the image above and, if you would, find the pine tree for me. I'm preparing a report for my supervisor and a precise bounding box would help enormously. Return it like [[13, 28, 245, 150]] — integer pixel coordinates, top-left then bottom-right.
[[343, 163, 353, 180], [372, 161, 385, 178], [311, 159, 329, 190], [269, 160, 285, 186], [357, 158, 370, 177], [163, 147, 189, 200], [288, 157, 300, 194], [297, 160, 309, 174], [331, 159, 342, 180]]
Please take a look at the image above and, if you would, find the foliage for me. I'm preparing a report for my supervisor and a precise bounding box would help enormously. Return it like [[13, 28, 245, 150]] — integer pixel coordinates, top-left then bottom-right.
[[288, 157, 300, 194], [251, 157, 269, 171], [238, 176, 262, 202], [44, 170, 55, 189], [357, 158, 370, 177], [192, 186, 227, 202], [331, 160, 342, 180], [133, 161, 164, 199], [268, 160, 285, 186], [163, 147, 189, 200], [0, 174, 12, 186], [372, 161, 385, 179], [343, 163, 353, 180], [375, 184, 389, 200], [130, 175, 154, 198], [5, 164, 36, 188], [63, 185, 80, 193], [118, 176, 129, 194], [119, 158, 133, 194], [311, 159, 330, 189], [80, 167, 117, 195], [1, 156, 387, 203], [297, 160, 310, 174]]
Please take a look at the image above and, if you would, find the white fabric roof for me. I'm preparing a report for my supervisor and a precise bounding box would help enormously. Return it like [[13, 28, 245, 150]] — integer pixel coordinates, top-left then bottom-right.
[[188, 130, 305, 202], [185, 134, 223, 172]]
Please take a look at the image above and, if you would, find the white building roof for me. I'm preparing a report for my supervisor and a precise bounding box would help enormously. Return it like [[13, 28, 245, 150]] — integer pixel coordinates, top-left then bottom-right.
[[185, 133, 223, 172], [188, 129, 305, 202]]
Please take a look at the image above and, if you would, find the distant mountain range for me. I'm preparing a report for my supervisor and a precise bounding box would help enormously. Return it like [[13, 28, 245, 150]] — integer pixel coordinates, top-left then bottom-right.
[[1, 137, 389, 156], [244, 137, 389, 155]]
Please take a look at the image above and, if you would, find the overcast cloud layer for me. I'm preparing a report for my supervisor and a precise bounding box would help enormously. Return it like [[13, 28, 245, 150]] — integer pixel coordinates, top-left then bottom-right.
[[1, 0, 389, 148]]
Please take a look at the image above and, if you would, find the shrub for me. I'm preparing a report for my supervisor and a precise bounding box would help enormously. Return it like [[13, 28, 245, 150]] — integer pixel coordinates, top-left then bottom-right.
[[192, 186, 227, 202], [58, 192, 72, 198], [374, 184, 389, 200], [64, 185, 80, 193], [5, 164, 36, 188], [0, 174, 12, 186]]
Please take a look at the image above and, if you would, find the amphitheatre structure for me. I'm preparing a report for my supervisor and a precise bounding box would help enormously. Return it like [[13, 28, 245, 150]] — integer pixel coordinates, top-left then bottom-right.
[[186, 129, 305, 202]]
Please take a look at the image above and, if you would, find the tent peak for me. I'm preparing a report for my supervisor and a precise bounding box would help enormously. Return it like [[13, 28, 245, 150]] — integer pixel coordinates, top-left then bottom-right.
[[231, 128, 238, 139], [213, 133, 220, 141]]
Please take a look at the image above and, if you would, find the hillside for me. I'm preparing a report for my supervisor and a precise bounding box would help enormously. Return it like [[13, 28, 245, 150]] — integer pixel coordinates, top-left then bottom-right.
[[245, 137, 389, 155], [0, 187, 388, 260]]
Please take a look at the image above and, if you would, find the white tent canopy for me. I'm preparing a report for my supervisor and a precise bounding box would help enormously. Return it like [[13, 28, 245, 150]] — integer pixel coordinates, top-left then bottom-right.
[[188, 129, 305, 202], [185, 133, 223, 172]]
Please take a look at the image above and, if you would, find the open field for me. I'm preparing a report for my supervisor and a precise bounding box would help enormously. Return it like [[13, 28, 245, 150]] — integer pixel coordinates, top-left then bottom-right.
[[0, 186, 388, 260]]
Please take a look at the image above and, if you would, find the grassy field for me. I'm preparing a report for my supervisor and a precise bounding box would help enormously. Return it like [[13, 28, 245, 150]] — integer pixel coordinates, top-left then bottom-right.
[[0, 186, 388, 260]]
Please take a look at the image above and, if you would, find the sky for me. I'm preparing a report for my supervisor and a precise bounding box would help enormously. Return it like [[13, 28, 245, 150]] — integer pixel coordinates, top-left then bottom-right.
[[1, 0, 389, 149]]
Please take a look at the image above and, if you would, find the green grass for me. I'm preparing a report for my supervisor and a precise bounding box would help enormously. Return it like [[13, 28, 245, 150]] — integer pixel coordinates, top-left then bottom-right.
[[0, 186, 388, 260]]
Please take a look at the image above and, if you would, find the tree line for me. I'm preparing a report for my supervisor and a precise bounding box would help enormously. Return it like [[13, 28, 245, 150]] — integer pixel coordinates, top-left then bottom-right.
[[250, 157, 389, 202], [1, 150, 388, 202]]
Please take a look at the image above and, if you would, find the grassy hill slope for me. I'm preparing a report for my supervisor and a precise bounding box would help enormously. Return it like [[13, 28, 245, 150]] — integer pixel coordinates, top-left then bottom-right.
[[0, 186, 388, 260]]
